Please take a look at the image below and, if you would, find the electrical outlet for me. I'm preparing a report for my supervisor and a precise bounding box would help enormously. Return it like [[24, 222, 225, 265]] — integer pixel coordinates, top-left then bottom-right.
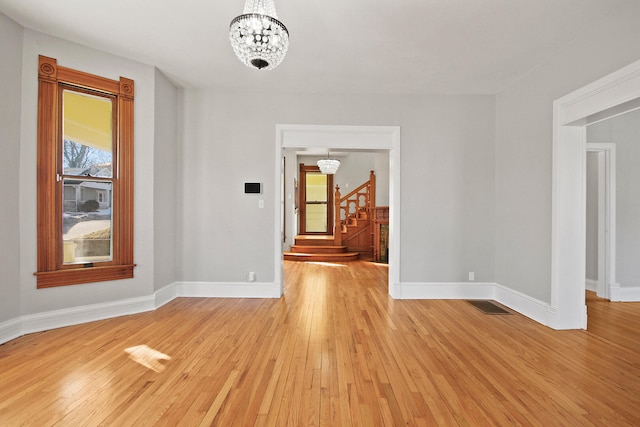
[[468, 272, 475, 281], [248, 272, 256, 282]]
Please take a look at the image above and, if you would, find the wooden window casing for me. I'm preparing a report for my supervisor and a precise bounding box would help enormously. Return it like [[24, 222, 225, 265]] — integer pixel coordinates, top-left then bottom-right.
[[35, 55, 135, 288], [298, 164, 334, 235]]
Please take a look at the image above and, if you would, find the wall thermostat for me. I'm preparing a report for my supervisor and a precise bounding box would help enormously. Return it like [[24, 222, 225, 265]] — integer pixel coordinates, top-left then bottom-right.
[[244, 182, 262, 194]]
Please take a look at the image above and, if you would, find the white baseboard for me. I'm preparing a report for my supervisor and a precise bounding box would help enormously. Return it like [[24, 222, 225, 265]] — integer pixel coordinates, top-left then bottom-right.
[[20, 295, 156, 336], [493, 283, 556, 327], [610, 285, 640, 301], [0, 281, 281, 345], [0, 318, 23, 345], [178, 281, 281, 298], [394, 281, 555, 328], [155, 282, 179, 308], [585, 279, 598, 292]]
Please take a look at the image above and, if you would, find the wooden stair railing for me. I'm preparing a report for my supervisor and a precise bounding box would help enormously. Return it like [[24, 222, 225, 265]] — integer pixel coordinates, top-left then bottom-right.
[[334, 186, 342, 246], [334, 171, 376, 258]]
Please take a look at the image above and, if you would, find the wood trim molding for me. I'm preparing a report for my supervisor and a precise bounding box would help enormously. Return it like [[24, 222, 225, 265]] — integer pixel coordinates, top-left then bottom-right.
[[35, 265, 135, 288], [37, 58, 59, 272], [119, 77, 135, 99], [118, 87, 135, 266], [35, 55, 135, 288], [57, 65, 120, 94], [38, 55, 57, 81]]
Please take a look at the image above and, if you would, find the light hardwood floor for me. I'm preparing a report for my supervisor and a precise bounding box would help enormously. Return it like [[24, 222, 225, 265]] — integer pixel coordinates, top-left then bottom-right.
[[1, 261, 639, 426]]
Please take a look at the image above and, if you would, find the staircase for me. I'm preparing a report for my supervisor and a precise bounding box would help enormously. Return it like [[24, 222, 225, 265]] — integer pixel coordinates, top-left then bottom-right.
[[284, 235, 359, 262], [285, 170, 378, 263], [333, 171, 376, 260], [338, 209, 373, 260]]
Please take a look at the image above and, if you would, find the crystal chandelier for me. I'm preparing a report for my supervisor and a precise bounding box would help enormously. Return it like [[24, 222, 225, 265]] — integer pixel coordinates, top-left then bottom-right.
[[317, 153, 340, 174], [229, 0, 289, 70]]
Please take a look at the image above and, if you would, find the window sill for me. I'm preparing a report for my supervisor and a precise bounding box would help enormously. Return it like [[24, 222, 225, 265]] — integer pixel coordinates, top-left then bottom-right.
[[35, 264, 135, 288]]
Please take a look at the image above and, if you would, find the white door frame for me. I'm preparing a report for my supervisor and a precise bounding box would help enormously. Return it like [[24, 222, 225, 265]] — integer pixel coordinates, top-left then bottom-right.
[[274, 125, 401, 297], [552, 59, 640, 329], [586, 143, 616, 300]]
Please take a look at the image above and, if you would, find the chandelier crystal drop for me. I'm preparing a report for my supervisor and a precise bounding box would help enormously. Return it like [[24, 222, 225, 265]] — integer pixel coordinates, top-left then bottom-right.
[[229, 0, 289, 70], [317, 158, 340, 175]]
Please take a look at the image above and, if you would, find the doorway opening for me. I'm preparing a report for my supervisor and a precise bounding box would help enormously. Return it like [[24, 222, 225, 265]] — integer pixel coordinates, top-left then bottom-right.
[[585, 143, 616, 301], [552, 59, 640, 329], [274, 125, 401, 297]]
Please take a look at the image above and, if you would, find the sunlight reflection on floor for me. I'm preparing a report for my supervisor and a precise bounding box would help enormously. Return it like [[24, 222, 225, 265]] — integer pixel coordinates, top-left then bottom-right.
[[307, 262, 347, 267], [124, 345, 171, 373]]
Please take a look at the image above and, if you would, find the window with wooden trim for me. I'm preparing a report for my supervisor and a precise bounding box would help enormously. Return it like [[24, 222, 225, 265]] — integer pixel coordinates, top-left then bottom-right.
[[35, 55, 135, 288]]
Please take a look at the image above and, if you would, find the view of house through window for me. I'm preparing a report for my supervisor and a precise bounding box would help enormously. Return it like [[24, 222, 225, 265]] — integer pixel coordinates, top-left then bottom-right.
[[61, 89, 114, 264]]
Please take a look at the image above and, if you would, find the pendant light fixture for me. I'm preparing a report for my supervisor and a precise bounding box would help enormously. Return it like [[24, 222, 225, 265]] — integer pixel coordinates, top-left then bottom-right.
[[229, 0, 289, 70], [317, 152, 340, 175]]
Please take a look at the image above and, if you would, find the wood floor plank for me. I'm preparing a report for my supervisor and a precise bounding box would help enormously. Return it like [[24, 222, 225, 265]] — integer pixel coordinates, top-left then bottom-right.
[[1, 261, 640, 426]]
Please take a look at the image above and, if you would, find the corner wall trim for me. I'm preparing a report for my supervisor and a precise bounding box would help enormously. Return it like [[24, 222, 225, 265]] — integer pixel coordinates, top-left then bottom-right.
[[155, 282, 179, 308], [0, 318, 22, 346]]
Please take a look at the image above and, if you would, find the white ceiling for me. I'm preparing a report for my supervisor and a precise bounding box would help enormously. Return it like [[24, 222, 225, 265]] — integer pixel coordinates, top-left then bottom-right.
[[0, 0, 629, 94]]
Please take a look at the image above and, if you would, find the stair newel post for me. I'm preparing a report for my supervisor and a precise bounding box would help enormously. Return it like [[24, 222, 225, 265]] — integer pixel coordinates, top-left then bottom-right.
[[369, 170, 376, 209], [334, 185, 342, 246]]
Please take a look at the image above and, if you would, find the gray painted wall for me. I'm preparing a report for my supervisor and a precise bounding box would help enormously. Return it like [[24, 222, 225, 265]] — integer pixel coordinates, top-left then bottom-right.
[[179, 90, 496, 284], [588, 109, 640, 288], [153, 69, 179, 291], [494, 0, 640, 303], [0, 13, 23, 323]]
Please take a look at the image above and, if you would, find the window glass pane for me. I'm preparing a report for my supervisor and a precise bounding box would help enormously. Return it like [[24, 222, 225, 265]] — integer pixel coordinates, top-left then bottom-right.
[[62, 90, 113, 177], [63, 179, 112, 264], [306, 173, 327, 202], [305, 204, 327, 232]]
